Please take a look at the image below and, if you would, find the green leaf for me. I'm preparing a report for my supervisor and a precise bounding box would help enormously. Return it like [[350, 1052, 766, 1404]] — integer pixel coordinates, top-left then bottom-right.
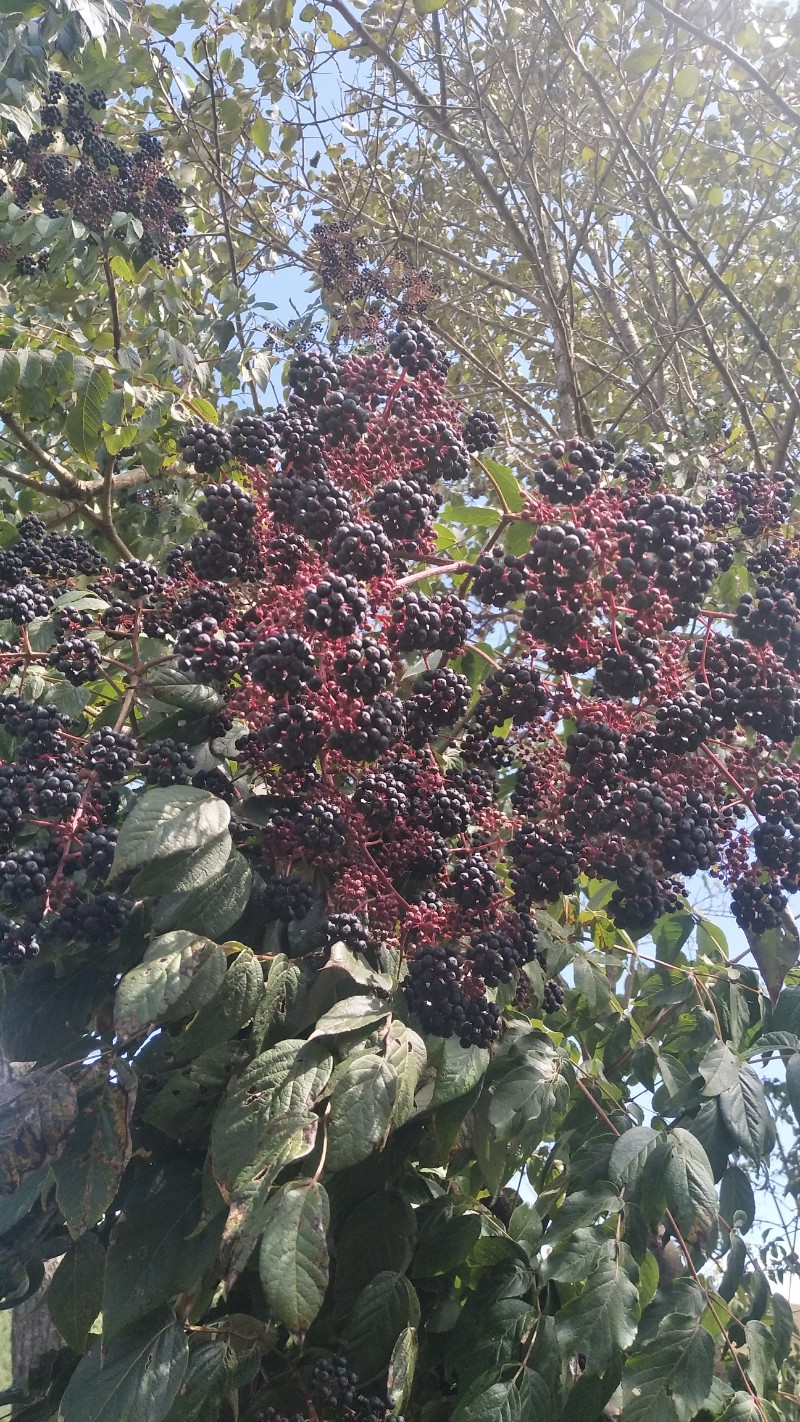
[[334, 1190, 417, 1310], [674, 64, 702, 98], [345, 1272, 421, 1379], [103, 1166, 223, 1341], [720, 1164, 756, 1240], [430, 1037, 490, 1107], [161, 1340, 228, 1422], [312, 994, 390, 1036], [211, 1039, 331, 1192], [53, 1066, 132, 1237], [325, 1054, 398, 1172], [608, 1126, 661, 1186], [0, 1068, 77, 1194], [58, 1308, 189, 1422], [132, 829, 232, 900], [111, 787, 230, 876], [384, 1021, 426, 1125], [663, 1129, 718, 1243], [114, 935, 227, 1040], [154, 852, 253, 940], [258, 1180, 329, 1332], [624, 41, 663, 75], [48, 1233, 105, 1352], [480, 457, 524, 513], [622, 1311, 715, 1422], [450, 1381, 518, 1422], [141, 666, 225, 715], [387, 1326, 418, 1412], [786, 1052, 800, 1125], [745, 910, 800, 1004], [699, 1041, 741, 1097], [220, 1114, 320, 1286], [555, 1240, 639, 1375], [173, 948, 263, 1062], [65, 365, 114, 460], [719, 1067, 771, 1160]]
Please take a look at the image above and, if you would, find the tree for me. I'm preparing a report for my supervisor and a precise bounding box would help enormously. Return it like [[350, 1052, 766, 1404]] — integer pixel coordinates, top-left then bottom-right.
[[0, 2, 796, 1422], [296, 0, 800, 468]]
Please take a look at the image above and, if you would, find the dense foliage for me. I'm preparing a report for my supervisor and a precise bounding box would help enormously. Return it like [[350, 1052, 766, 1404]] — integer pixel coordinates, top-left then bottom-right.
[[0, 2, 797, 1420], [0, 300, 796, 1421]]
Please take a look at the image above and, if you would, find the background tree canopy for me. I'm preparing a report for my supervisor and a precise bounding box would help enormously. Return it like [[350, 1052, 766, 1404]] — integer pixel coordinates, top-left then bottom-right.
[[0, 2, 798, 1422]]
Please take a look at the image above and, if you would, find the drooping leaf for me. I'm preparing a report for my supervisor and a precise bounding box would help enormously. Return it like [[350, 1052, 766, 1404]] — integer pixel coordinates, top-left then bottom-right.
[[258, 1180, 330, 1332], [555, 1240, 639, 1374], [745, 911, 800, 1004], [48, 1232, 105, 1352], [211, 1039, 331, 1192], [387, 1326, 418, 1412], [114, 936, 227, 1040], [608, 1126, 661, 1187], [111, 787, 230, 876], [719, 1067, 772, 1161], [622, 1311, 715, 1422], [65, 365, 114, 459], [0, 1068, 76, 1194], [53, 1066, 132, 1237], [662, 1129, 718, 1243], [325, 1054, 398, 1172], [102, 1165, 222, 1341], [58, 1308, 189, 1422], [344, 1271, 421, 1379], [172, 948, 263, 1062]]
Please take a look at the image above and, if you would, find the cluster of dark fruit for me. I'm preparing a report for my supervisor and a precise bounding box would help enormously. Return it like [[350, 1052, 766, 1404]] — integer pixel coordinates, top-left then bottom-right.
[[0, 72, 188, 267], [404, 945, 502, 1048], [0, 320, 796, 1045], [307, 1357, 403, 1422]]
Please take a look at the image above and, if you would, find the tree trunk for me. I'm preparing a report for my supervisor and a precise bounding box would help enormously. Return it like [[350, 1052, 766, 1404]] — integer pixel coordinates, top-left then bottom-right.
[[11, 1263, 62, 1393], [0, 1054, 62, 1403]]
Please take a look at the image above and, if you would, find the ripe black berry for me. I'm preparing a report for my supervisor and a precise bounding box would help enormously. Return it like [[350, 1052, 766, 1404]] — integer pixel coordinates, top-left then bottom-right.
[[83, 730, 137, 781], [263, 874, 313, 922]]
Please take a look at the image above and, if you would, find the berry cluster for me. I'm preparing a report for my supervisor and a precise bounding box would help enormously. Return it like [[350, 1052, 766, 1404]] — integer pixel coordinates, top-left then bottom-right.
[[0, 72, 188, 270], [0, 320, 795, 1044]]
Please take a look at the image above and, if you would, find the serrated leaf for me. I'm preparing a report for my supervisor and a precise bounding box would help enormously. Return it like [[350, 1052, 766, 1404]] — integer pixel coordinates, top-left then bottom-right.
[[111, 787, 230, 876], [385, 1021, 426, 1125], [154, 852, 253, 940], [429, 1037, 490, 1107], [258, 1180, 329, 1332], [622, 1311, 715, 1422], [326, 1054, 397, 1172], [58, 1308, 189, 1422], [451, 1381, 518, 1422], [719, 1067, 771, 1160], [103, 1166, 222, 1341], [131, 830, 232, 898], [699, 1041, 741, 1096], [53, 1066, 132, 1237], [48, 1233, 105, 1352], [555, 1240, 639, 1375], [220, 1114, 319, 1284], [173, 948, 262, 1062], [65, 365, 114, 460], [745, 910, 800, 1004], [608, 1126, 660, 1186], [142, 666, 225, 714], [211, 1039, 331, 1193], [312, 994, 390, 1036], [345, 1272, 421, 1379], [0, 1068, 76, 1193], [114, 937, 226, 1040], [663, 1129, 717, 1242]]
